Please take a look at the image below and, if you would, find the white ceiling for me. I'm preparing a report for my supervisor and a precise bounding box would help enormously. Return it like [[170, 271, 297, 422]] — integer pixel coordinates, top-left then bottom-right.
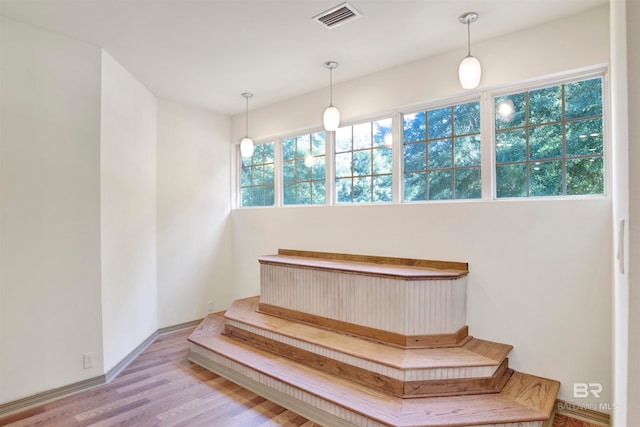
[[0, 0, 607, 115]]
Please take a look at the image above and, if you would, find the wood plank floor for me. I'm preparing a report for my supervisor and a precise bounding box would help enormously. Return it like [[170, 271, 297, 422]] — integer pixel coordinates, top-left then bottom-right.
[[0, 327, 600, 427]]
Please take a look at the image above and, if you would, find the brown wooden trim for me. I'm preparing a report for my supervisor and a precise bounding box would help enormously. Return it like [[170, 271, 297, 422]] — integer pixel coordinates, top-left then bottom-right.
[[403, 359, 511, 397], [258, 303, 469, 348], [276, 249, 468, 272], [554, 399, 611, 426], [224, 324, 511, 398]]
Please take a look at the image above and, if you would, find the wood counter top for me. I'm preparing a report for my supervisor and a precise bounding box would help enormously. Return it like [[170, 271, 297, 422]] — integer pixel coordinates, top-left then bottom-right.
[[258, 249, 468, 281]]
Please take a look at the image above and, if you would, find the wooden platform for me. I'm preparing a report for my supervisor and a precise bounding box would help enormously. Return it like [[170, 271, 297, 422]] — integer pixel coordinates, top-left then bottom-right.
[[189, 313, 559, 427], [189, 250, 559, 427]]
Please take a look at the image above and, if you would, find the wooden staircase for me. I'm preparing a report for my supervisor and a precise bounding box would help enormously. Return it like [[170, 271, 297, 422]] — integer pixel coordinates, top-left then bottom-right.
[[188, 250, 559, 427]]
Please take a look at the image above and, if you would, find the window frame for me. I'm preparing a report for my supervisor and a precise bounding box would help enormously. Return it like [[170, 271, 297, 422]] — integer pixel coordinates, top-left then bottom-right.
[[281, 130, 328, 206], [489, 69, 609, 200], [400, 96, 483, 203], [332, 114, 395, 205], [233, 66, 609, 210], [236, 139, 277, 209]]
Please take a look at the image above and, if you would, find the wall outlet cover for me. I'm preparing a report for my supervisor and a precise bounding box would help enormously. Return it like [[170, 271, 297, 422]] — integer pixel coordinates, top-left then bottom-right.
[[83, 352, 95, 369]]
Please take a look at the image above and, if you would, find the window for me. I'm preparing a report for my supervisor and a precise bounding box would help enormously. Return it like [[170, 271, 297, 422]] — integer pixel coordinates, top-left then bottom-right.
[[283, 132, 326, 205], [240, 142, 275, 207], [403, 101, 481, 201], [335, 118, 393, 203], [494, 77, 604, 198], [235, 70, 607, 209]]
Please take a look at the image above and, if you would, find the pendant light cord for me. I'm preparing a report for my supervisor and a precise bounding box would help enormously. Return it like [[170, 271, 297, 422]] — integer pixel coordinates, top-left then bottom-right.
[[467, 21, 471, 56], [245, 96, 249, 138], [329, 67, 334, 107]]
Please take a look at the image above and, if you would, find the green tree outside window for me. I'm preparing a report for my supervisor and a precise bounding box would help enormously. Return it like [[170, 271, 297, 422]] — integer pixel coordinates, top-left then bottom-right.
[[240, 142, 275, 207], [335, 118, 393, 203], [403, 101, 481, 201], [495, 77, 604, 198]]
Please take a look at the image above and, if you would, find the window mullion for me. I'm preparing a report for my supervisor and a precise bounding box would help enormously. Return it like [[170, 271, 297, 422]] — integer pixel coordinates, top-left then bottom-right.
[[480, 92, 494, 200], [525, 92, 531, 197], [450, 108, 455, 199], [274, 138, 282, 207], [232, 144, 240, 209], [326, 130, 336, 205], [392, 112, 402, 204], [561, 84, 568, 196]]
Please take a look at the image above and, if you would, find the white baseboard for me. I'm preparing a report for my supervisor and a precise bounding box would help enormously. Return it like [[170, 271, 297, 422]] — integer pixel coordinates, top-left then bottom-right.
[[0, 318, 203, 419], [104, 331, 158, 383], [0, 375, 105, 418]]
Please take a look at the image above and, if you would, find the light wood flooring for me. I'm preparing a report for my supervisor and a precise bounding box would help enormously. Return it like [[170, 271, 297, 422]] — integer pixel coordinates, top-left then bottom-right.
[[0, 327, 601, 427]]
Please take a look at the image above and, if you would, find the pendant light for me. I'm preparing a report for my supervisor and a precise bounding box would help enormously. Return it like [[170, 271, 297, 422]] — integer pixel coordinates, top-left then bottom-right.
[[323, 61, 340, 131], [458, 12, 481, 90], [240, 92, 254, 158]]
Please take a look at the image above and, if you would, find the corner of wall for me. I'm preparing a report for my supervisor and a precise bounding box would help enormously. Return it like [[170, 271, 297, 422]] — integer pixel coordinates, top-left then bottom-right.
[[100, 50, 158, 372]]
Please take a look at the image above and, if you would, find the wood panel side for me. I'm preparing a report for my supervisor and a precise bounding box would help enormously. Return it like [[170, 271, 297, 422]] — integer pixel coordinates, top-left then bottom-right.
[[403, 361, 513, 398], [258, 303, 469, 348]]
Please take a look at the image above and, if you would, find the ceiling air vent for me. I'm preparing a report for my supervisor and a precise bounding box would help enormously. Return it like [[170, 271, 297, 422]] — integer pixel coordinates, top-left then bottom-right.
[[313, 2, 362, 29]]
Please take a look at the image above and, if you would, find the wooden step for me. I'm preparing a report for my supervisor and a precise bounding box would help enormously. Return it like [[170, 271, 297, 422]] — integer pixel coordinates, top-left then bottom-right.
[[188, 313, 559, 427], [257, 303, 470, 348], [223, 297, 513, 397], [226, 298, 510, 370]]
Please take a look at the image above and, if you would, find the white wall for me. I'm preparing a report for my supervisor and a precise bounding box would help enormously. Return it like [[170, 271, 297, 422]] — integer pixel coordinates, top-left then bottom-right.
[[624, 0, 640, 423], [1, 15, 4, 404], [610, 0, 629, 424], [230, 5, 613, 407], [100, 51, 158, 372], [0, 16, 233, 407], [0, 17, 104, 403], [156, 100, 232, 328], [610, 1, 640, 424]]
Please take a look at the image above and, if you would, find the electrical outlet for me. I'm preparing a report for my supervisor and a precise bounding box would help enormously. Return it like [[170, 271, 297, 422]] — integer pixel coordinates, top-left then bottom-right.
[[208, 301, 214, 312], [83, 352, 95, 369]]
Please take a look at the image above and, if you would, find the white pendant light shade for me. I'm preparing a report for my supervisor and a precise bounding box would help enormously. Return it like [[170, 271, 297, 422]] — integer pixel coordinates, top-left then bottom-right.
[[323, 61, 340, 131], [240, 137, 254, 158], [458, 55, 481, 89], [458, 12, 481, 90], [323, 106, 341, 131], [240, 92, 254, 158]]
